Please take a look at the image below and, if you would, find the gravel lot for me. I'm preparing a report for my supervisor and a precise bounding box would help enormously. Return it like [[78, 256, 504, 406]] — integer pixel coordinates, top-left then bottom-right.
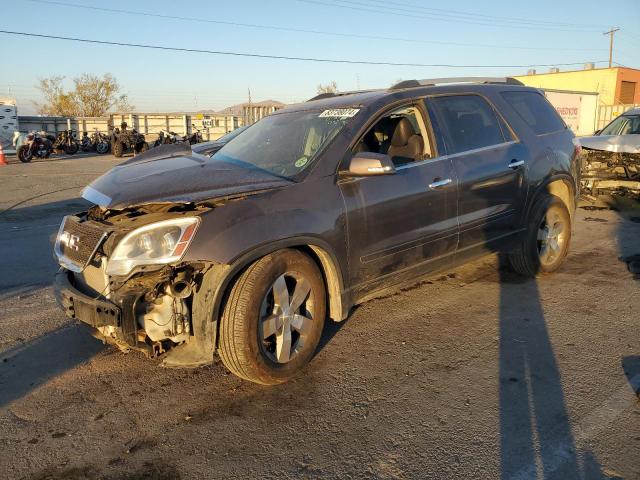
[[0, 154, 639, 480]]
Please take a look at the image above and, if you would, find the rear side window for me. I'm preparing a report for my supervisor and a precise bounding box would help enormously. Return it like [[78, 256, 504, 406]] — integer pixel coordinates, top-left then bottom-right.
[[427, 95, 506, 155], [501, 91, 565, 135]]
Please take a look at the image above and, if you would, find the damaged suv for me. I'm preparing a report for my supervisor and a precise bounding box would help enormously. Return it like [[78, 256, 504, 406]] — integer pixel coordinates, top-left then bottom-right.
[[54, 78, 580, 384]]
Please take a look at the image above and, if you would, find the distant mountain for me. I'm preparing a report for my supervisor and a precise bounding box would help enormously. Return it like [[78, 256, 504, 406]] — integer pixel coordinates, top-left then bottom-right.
[[198, 100, 286, 116]]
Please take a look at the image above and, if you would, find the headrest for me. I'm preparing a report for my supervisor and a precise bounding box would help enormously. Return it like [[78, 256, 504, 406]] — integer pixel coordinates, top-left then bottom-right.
[[391, 118, 417, 147]]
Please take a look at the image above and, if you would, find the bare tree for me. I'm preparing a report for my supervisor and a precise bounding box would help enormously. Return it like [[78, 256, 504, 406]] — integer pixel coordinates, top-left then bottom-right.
[[36, 73, 133, 116], [316, 81, 338, 95], [36, 76, 78, 116]]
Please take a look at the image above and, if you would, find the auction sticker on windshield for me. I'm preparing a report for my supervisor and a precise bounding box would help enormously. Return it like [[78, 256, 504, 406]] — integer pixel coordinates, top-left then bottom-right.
[[319, 108, 360, 118]]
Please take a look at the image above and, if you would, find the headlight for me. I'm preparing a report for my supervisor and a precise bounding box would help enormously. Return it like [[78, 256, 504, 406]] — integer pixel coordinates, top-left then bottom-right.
[[106, 217, 200, 276]]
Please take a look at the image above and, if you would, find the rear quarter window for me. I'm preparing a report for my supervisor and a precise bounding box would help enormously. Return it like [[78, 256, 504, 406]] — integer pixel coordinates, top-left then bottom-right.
[[501, 91, 566, 135]]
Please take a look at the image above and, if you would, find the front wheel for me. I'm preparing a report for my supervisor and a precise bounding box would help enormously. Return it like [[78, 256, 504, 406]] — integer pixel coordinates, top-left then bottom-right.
[[17, 145, 32, 163], [508, 196, 571, 277], [219, 249, 326, 385], [134, 142, 149, 154], [96, 141, 110, 154], [64, 142, 79, 155]]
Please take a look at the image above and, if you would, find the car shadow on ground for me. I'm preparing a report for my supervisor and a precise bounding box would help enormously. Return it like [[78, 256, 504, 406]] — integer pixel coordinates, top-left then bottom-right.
[[497, 197, 639, 480], [0, 324, 105, 408], [497, 267, 597, 479]]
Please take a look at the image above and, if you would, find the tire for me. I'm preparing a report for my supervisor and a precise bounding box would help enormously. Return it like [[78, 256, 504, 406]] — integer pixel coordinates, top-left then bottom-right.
[[508, 196, 571, 277], [112, 141, 125, 158], [135, 142, 149, 154], [219, 249, 326, 385], [96, 141, 110, 154], [64, 142, 79, 155], [17, 145, 32, 163]]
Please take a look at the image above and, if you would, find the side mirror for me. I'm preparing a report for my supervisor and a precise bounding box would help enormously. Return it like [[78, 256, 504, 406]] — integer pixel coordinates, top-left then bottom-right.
[[342, 152, 396, 177]]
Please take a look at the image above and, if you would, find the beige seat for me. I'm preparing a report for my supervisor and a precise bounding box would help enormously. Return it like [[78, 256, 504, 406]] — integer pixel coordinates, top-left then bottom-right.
[[386, 118, 424, 164]]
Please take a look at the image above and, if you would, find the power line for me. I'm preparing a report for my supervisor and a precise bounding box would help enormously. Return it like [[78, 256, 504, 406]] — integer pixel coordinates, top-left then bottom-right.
[[296, 0, 604, 32], [0, 30, 608, 69], [23, 0, 606, 53], [362, 0, 606, 29]]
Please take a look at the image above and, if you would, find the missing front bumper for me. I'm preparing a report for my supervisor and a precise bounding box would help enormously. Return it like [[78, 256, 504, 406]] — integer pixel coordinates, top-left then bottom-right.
[[54, 269, 121, 328]]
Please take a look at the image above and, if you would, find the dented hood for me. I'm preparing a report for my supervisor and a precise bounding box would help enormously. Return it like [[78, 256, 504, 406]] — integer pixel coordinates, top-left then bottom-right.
[[579, 134, 640, 154], [83, 152, 292, 209]]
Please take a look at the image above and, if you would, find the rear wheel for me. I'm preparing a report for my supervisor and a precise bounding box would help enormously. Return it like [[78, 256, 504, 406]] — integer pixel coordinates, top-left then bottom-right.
[[112, 141, 125, 158], [219, 249, 326, 385], [17, 145, 32, 163], [508, 196, 571, 277]]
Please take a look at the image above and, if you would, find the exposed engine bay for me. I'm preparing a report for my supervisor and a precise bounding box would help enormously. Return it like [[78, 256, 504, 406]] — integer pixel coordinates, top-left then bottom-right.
[[580, 149, 640, 199], [55, 202, 219, 364]]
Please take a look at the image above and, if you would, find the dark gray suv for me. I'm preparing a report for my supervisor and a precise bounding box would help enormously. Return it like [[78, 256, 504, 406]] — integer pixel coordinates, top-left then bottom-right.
[[54, 78, 580, 384]]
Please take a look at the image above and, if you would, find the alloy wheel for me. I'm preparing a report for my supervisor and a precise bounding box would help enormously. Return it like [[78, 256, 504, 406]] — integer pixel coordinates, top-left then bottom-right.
[[259, 273, 314, 364], [537, 211, 567, 267]]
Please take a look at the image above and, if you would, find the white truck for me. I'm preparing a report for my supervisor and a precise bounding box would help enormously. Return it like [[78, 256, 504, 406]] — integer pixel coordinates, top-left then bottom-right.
[[0, 97, 19, 154]]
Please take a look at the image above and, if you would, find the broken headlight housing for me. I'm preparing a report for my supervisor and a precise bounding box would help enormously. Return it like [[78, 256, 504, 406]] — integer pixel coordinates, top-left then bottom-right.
[[105, 217, 200, 276]]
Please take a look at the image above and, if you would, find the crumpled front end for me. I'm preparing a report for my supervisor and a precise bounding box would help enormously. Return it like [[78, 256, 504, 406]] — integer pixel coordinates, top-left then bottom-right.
[[580, 148, 640, 199], [53, 204, 223, 366]]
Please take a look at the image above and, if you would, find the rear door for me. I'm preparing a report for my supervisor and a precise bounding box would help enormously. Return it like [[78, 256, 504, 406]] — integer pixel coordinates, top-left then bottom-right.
[[425, 94, 529, 252]]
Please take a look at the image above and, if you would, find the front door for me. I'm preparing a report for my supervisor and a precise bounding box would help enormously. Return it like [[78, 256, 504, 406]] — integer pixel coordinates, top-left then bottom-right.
[[339, 102, 458, 300]]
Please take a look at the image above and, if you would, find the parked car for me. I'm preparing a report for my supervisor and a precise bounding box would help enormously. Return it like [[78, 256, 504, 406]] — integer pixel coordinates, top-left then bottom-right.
[[54, 77, 580, 385], [578, 107, 640, 197], [190, 125, 249, 156]]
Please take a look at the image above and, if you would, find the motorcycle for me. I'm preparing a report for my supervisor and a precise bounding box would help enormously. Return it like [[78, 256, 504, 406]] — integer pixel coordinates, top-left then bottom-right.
[[81, 130, 110, 154], [186, 124, 204, 145], [80, 131, 92, 152], [153, 125, 203, 148], [155, 129, 185, 145], [17, 131, 55, 163], [53, 129, 79, 155], [93, 131, 110, 154]]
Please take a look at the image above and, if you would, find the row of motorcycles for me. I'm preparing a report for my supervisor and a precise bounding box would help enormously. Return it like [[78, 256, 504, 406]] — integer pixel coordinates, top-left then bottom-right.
[[17, 124, 205, 163], [17, 129, 110, 163]]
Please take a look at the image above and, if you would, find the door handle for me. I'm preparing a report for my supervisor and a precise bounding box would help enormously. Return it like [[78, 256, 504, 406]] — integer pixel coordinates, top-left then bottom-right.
[[428, 178, 452, 189], [508, 159, 525, 169]]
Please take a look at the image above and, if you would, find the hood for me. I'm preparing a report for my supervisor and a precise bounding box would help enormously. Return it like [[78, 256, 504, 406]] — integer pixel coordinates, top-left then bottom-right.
[[579, 134, 640, 154], [83, 150, 292, 209]]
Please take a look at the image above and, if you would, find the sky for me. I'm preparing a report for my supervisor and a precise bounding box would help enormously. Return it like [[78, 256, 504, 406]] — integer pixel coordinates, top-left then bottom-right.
[[1, 0, 639, 115]]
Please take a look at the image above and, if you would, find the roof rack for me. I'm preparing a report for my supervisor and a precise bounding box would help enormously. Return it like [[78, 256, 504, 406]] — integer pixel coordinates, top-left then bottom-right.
[[390, 77, 523, 90]]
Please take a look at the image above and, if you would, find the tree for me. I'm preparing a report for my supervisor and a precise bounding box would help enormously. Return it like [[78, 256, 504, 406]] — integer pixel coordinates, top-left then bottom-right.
[[316, 81, 338, 95], [36, 73, 133, 117]]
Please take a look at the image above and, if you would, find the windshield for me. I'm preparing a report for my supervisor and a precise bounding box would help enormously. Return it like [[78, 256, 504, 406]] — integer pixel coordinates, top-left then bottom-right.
[[600, 115, 640, 135], [210, 109, 358, 178]]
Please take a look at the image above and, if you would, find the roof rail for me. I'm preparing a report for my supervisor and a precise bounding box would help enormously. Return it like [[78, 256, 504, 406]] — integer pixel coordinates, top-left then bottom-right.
[[390, 77, 523, 90], [306, 89, 377, 102]]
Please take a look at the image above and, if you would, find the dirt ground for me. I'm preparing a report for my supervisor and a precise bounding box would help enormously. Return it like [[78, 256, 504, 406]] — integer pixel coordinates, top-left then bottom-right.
[[0, 154, 639, 480]]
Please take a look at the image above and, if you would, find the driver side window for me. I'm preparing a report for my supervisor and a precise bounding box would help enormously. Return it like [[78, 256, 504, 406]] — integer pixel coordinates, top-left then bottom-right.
[[354, 105, 432, 166]]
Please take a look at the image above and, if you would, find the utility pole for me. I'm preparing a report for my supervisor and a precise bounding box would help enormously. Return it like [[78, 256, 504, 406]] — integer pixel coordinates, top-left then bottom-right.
[[247, 87, 252, 125], [603, 27, 620, 68]]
